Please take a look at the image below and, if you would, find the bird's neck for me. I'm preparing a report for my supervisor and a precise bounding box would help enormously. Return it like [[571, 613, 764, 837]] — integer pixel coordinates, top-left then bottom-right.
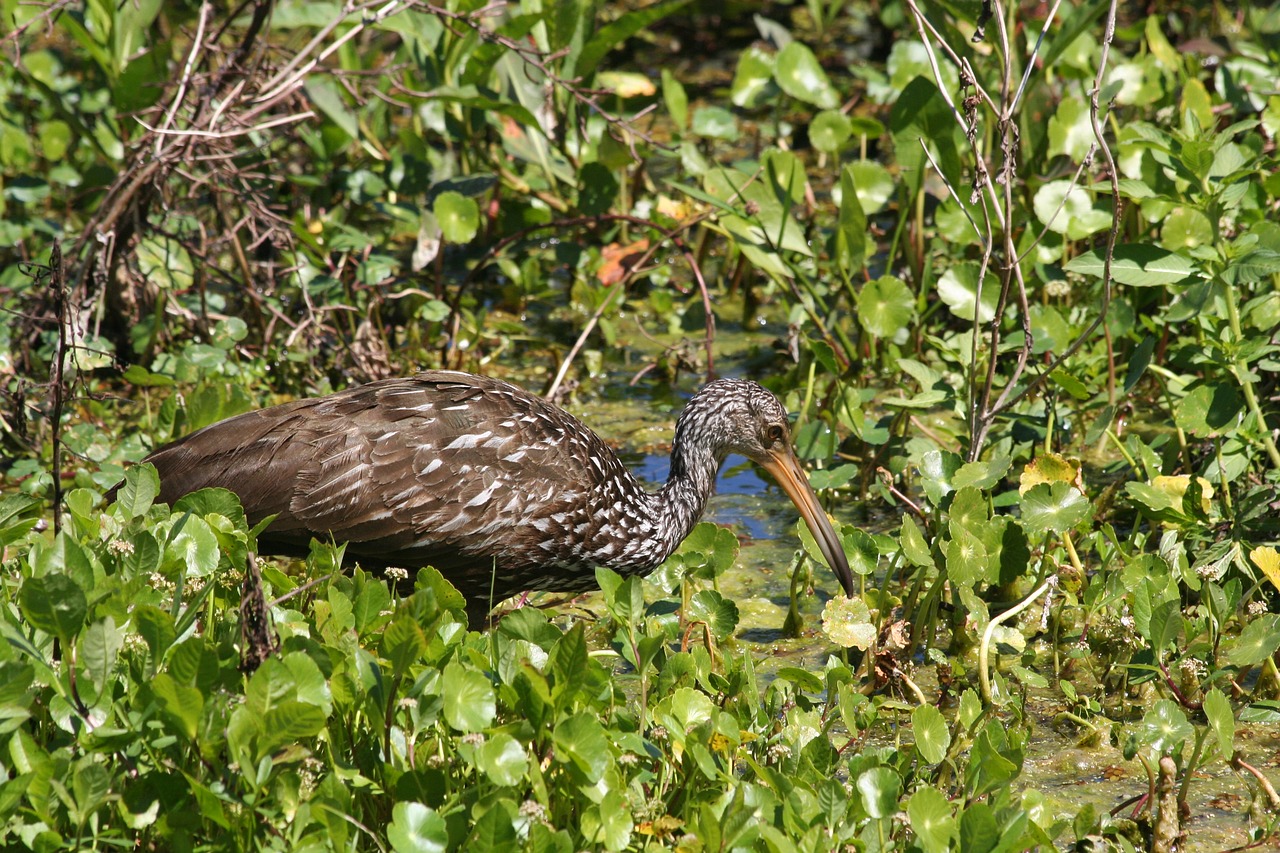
[[656, 435, 722, 544]]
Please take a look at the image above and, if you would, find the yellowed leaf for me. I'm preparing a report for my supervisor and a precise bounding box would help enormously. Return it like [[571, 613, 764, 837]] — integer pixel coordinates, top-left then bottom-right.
[[1250, 546, 1280, 593], [1019, 452, 1085, 495], [1151, 474, 1213, 514]]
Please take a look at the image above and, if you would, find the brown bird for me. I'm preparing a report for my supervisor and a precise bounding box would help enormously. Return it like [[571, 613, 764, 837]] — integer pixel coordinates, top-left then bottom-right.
[[126, 371, 853, 622]]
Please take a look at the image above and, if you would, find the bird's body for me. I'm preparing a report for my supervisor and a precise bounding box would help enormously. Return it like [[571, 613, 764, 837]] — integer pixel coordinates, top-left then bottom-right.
[[132, 371, 852, 620]]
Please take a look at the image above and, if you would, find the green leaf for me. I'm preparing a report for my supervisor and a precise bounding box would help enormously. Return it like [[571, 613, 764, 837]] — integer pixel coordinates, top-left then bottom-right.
[[912, 704, 950, 764], [810, 110, 852, 153], [116, 464, 161, 518], [856, 766, 901, 819], [1020, 482, 1092, 535], [686, 590, 740, 640], [1064, 244, 1198, 286], [260, 701, 327, 755], [388, 802, 448, 853], [1226, 613, 1280, 666], [576, 0, 691, 79], [1137, 699, 1193, 754], [442, 663, 495, 732], [730, 45, 779, 108], [774, 42, 839, 109], [304, 77, 358, 139], [691, 106, 738, 140], [661, 67, 688, 130], [434, 191, 480, 244], [1032, 180, 1111, 240], [900, 515, 935, 568], [382, 617, 427, 681], [959, 802, 999, 853], [920, 449, 963, 505], [908, 786, 955, 853], [20, 574, 87, 644], [553, 713, 611, 783], [476, 733, 529, 786], [857, 275, 914, 338], [1174, 383, 1244, 438], [152, 673, 203, 741], [1202, 688, 1234, 756], [937, 262, 1000, 323], [79, 616, 124, 699]]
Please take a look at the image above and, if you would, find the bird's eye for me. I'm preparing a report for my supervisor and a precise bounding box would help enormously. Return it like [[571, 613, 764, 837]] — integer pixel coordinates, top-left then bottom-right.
[[766, 424, 785, 445]]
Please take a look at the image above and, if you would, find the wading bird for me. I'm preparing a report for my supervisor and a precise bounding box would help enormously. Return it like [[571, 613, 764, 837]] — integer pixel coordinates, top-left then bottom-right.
[[124, 371, 853, 622]]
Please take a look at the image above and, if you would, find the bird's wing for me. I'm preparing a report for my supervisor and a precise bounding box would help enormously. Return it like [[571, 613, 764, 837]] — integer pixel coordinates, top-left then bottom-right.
[[146, 372, 618, 571]]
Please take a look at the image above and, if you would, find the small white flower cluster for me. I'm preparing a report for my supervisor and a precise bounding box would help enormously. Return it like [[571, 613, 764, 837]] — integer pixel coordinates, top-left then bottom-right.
[[108, 538, 135, 556], [385, 567, 409, 582], [1044, 279, 1072, 298]]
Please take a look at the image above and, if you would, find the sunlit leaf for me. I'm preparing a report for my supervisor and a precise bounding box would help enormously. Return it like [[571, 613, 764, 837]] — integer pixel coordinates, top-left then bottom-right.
[[908, 786, 955, 853], [434, 191, 479, 244], [774, 42, 839, 109], [388, 802, 448, 853], [857, 275, 915, 338], [20, 574, 87, 645], [856, 767, 901, 819], [442, 663, 495, 732], [821, 595, 875, 650], [1020, 482, 1092, 535], [1250, 546, 1280, 593], [1226, 613, 1280, 666], [912, 704, 950, 764]]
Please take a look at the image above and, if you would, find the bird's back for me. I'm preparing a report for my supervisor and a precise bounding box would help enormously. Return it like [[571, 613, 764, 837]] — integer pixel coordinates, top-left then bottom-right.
[[143, 371, 639, 603]]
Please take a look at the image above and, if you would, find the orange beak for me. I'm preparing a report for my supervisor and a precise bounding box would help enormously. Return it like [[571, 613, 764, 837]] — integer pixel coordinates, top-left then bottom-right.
[[756, 446, 854, 597]]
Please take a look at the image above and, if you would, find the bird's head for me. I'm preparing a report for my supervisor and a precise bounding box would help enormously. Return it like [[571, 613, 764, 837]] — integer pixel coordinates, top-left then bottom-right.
[[677, 379, 855, 597]]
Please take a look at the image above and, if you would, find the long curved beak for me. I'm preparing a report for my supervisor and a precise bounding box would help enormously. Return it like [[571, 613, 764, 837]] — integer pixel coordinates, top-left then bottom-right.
[[756, 446, 855, 597]]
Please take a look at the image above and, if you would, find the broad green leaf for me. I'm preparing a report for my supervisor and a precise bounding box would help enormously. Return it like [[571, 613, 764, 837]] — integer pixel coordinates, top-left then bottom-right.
[[835, 164, 867, 276], [442, 663, 496, 732], [912, 704, 950, 764], [900, 515, 934, 569], [434, 191, 479, 244], [388, 802, 448, 853], [152, 673, 203, 741], [821, 595, 875, 650], [1203, 688, 1234, 756], [810, 110, 852, 153], [846, 159, 895, 213], [686, 590, 739, 640], [1020, 482, 1092, 535], [730, 45, 779, 108], [1174, 383, 1244, 437], [908, 786, 955, 853], [20, 574, 87, 645], [937, 262, 1000, 323], [137, 235, 195, 291], [691, 106, 738, 140], [476, 733, 529, 786], [774, 42, 839, 109], [382, 617, 427, 680], [919, 449, 963, 505], [856, 767, 901, 819], [260, 701, 327, 755], [1032, 180, 1111, 240], [79, 616, 124, 699], [661, 67, 688, 130], [115, 464, 161, 518], [1137, 699, 1193, 753], [857, 275, 914, 338], [553, 713, 611, 783], [1226, 614, 1280, 666]]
